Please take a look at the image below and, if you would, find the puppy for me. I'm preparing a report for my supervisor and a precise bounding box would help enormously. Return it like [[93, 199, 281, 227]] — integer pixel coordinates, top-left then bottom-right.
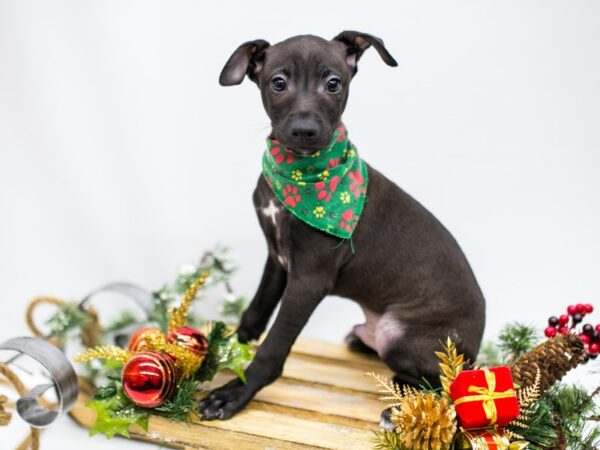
[[199, 32, 485, 425]]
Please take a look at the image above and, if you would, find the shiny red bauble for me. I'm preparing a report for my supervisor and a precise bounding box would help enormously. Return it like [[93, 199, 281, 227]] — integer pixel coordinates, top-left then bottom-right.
[[127, 327, 164, 352], [167, 326, 208, 357], [122, 351, 176, 408], [544, 326, 558, 338]]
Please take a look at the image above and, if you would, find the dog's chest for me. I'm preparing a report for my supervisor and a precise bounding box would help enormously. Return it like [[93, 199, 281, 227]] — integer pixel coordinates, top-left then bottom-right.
[[253, 178, 289, 268]]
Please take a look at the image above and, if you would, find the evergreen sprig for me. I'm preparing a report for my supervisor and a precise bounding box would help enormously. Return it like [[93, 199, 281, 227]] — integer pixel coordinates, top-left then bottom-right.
[[498, 322, 539, 364], [154, 378, 200, 422]]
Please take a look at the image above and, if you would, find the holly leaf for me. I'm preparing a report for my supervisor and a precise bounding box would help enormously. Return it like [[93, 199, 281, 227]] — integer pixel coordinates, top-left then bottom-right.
[[217, 338, 253, 382], [195, 321, 253, 382], [86, 381, 149, 439]]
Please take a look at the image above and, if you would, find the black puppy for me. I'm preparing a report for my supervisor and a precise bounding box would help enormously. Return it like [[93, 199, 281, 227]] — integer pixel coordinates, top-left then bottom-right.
[[199, 32, 485, 423]]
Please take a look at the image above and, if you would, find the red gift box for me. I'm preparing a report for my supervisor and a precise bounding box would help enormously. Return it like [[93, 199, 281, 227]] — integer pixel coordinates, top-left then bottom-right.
[[450, 366, 520, 429], [456, 428, 527, 450]]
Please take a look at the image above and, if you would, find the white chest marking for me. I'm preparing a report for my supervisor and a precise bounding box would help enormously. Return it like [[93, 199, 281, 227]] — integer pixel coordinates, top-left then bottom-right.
[[262, 200, 280, 227]]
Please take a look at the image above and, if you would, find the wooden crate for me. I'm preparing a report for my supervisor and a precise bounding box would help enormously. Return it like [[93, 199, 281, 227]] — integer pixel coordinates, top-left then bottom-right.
[[70, 338, 392, 450]]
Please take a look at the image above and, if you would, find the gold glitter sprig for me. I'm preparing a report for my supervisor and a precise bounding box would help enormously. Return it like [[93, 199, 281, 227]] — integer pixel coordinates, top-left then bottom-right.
[[168, 270, 211, 332], [139, 333, 203, 379], [435, 337, 464, 398], [75, 345, 132, 364]]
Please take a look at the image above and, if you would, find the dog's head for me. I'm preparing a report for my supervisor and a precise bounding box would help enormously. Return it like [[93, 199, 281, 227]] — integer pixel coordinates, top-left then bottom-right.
[[219, 32, 397, 155]]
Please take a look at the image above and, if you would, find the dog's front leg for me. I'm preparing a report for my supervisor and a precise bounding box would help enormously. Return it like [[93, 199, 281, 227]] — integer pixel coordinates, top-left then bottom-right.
[[236, 254, 287, 343], [199, 272, 326, 420]]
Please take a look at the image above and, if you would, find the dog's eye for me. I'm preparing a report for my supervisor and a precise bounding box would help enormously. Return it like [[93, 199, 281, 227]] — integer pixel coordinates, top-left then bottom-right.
[[326, 77, 342, 93], [271, 76, 287, 92]]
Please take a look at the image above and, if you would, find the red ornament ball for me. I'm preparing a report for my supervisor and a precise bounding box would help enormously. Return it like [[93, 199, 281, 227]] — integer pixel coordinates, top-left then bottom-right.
[[167, 326, 208, 357], [589, 343, 600, 356], [559, 314, 569, 325], [567, 305, 577, 315], [122, 351, 176, 408], [584, 304, 594, 314], [127, 327, 164, 352], [544, 326, 558, 338]]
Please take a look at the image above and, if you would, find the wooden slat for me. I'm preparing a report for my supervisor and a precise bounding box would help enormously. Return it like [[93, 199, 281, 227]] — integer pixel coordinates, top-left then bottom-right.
[[202, 374, 382, 426], [291, 338, 387, 369], [282, 354, 393, 394], [70, 338, 389, 449]]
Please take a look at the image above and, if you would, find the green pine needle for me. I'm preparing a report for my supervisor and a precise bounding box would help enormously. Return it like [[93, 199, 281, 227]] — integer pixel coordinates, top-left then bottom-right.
[[45, 302, 90, 344], [154, 378, 200, 422], [498, 322, 539, 363]]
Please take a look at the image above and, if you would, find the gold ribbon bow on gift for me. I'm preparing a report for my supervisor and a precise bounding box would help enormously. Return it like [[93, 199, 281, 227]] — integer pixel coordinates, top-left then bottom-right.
[[453, 369, 516, 425]]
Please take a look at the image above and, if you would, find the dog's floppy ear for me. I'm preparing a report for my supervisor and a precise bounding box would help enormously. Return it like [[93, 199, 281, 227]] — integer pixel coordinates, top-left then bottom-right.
[[219, 39, 270, 86], [333, 31, 397, 73]]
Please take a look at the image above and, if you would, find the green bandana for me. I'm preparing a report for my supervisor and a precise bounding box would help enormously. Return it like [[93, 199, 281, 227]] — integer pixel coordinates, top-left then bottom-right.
[[262, 125, 368, 239]]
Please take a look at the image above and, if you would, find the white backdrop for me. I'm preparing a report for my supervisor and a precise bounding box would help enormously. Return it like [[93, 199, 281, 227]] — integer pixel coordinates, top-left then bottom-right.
[[1, 1, 599, 448]]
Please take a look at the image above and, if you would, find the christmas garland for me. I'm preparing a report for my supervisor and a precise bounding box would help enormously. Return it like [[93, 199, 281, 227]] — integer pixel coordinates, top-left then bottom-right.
[[28, 246, 254, 439], [371, 304, 600, 450]]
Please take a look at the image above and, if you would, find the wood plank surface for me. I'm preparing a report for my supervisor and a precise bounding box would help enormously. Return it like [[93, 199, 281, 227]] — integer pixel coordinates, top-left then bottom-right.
[[70, 338, 389, 449]]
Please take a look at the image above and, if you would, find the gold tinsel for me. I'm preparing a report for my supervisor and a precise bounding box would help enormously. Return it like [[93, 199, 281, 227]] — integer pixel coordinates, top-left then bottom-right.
[[138, 333, 204, 380], [435, 337, 464, 398], [75, 345, 132, 364], [392, 392, 457, 450], [168, 270, 211, 332]]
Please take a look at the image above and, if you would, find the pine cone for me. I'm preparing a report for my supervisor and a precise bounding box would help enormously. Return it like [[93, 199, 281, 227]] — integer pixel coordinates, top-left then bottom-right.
[[511, 334, 585, 393], [392, 392, 457, 450]]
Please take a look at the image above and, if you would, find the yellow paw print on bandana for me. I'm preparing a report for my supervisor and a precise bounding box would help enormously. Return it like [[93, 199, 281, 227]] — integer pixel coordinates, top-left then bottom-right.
[[317, 170, 330, 180], [347, 149, 356, 158], [339, 191, 351, 204], [313, 206, 326, 218], [291, 169, 303, 181]]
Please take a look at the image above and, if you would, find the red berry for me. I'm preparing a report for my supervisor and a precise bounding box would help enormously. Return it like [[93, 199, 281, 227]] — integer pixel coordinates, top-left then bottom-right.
[[559, 314, 569, 325], [558, 326, 569, 335], [544, 326, 558, 338], [589, 343, 600, 355], [584, 304, 594, 313], [576, 303, 586, 314], [567, 305, 577, 315], [579, 333, 591, 344], [596, 324, 600, 333]]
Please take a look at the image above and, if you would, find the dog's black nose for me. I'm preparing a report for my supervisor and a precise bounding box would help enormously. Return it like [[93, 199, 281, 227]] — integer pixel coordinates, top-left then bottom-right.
[[291, 120, 318, 139]]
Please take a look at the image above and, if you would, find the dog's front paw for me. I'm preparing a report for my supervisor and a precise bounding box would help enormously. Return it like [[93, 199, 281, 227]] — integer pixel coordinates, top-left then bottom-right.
[[236, 324, 261, 343], [198, 378, 256, 420]]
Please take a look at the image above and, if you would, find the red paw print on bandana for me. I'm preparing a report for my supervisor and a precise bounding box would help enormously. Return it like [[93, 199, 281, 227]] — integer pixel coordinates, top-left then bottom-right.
[[315, 175, 340, 202], [282, 184, 301, 207], [271, 145, 295, 164], [348, 168, 365, 198], [339, 208, 357, 233], [336, 126, 347, 143], [327, 158, 340, 168]]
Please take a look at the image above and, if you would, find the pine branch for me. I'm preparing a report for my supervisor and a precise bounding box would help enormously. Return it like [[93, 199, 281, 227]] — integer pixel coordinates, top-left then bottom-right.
[[498, 322, 539, 364]]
